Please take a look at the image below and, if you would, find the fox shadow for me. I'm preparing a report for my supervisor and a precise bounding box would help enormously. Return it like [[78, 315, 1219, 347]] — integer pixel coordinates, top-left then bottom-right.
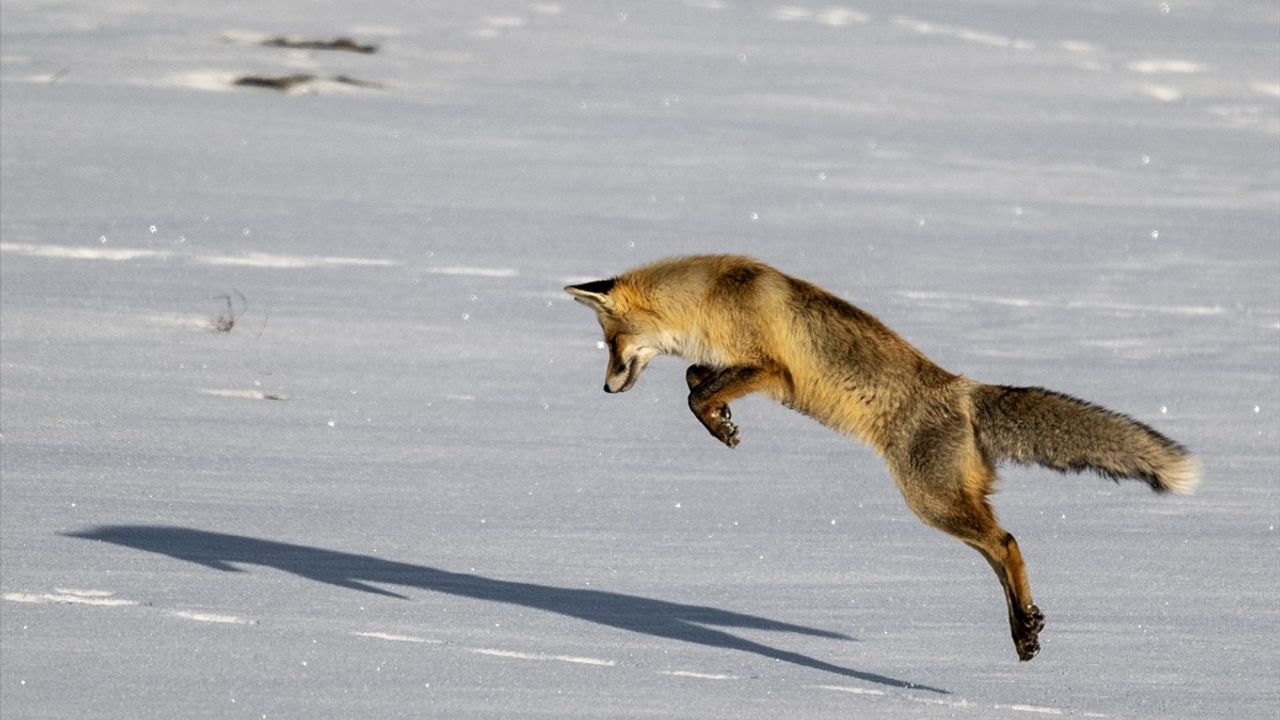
[[65, 525, 945, 693]]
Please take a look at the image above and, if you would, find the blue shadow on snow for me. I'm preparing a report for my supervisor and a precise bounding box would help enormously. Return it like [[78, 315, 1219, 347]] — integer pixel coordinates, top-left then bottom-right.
[[65, 524, 946, 694]]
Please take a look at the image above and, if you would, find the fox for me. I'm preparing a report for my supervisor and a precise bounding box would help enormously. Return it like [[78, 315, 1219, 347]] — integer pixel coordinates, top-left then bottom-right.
[[564, 254, 1200, 662]]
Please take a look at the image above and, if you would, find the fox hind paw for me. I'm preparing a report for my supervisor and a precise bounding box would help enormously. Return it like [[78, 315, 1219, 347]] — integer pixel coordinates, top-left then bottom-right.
[[1014, 605, 1046, 662]]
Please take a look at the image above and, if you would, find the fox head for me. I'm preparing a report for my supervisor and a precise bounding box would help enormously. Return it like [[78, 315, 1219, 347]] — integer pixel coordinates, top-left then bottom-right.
[[565, 278, 668, 394]]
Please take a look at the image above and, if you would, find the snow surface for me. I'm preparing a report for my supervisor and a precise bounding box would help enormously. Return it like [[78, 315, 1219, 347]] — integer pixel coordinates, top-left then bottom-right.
[[2, 1, 1277, 718]]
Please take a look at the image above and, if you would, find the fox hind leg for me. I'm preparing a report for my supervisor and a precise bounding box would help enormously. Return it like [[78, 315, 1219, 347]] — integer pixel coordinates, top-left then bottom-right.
[[965, 526, 1044, 660], [889, 431, 1045, 660]]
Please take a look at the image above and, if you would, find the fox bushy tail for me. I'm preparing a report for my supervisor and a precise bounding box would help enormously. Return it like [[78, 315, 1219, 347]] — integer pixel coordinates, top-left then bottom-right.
[[973, 385, 1201, 495]]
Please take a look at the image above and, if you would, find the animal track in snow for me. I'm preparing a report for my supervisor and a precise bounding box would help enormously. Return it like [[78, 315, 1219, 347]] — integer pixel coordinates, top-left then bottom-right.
[[169, 610, 255, 625], [352, 631, 442, 644], [469, 647, 617, 666], [2, 589, 138, 607]]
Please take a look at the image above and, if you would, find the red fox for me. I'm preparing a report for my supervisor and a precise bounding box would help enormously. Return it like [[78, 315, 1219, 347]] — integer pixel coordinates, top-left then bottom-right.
[[565, 254, 1200, 661]]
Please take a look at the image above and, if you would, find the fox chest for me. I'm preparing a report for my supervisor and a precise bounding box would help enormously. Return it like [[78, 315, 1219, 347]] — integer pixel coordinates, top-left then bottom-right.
[[664, 331, 736, 369]]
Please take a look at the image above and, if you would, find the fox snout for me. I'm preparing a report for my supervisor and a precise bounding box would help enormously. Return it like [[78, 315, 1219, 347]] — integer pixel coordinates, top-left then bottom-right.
[[604, 357, 640, 393], [604, 343, 661, 394]]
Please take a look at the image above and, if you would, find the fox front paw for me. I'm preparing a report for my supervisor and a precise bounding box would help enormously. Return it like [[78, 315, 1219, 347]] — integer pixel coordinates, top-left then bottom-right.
[[710, 406, 740, 448]]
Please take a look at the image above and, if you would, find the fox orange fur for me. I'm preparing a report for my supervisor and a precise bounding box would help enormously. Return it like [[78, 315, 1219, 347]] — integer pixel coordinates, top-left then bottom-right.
[[566, 254, 1199, 661]]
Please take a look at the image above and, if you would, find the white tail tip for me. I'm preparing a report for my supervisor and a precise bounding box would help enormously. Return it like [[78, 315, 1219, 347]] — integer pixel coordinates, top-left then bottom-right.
[[1161, 454, 1203, 496]]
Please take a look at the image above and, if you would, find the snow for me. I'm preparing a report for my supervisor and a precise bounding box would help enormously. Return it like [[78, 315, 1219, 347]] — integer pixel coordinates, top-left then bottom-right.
[[2, 1, 1277, 718]]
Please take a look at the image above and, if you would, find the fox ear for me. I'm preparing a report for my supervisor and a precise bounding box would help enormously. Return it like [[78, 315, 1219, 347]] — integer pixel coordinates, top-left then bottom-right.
[[564, 278, 616, 313]]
